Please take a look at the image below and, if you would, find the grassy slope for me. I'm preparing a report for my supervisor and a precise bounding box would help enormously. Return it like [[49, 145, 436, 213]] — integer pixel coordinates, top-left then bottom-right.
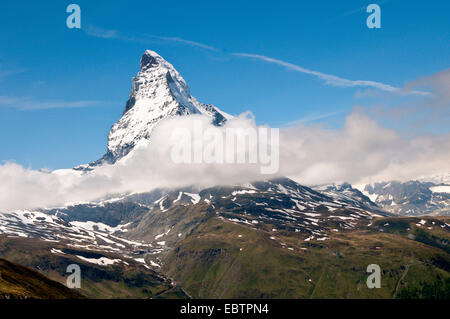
[[0, 236, 182, 299], [0, 258, 84, 299], [163, 217, 450, 299]]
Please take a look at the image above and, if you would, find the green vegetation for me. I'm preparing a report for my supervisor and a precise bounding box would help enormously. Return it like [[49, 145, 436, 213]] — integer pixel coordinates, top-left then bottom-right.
[[0, 236, 179, 299], [397, 277, 450, 299], [0, 258, 84, 299], [1, 215, 448, 299], [163, 217, 450, 299]]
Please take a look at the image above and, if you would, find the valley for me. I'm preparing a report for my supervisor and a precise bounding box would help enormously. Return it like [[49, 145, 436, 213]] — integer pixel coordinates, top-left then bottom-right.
[[0, 177, 449, 298]]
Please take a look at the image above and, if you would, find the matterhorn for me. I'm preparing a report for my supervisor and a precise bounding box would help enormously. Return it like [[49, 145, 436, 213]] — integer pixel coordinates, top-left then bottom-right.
[[78, 50, 231, 170]]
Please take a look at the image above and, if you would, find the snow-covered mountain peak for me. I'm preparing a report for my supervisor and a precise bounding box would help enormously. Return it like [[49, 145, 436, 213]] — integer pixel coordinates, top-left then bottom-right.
[[139, 50, 175, 72], [140, 50, 162, 70], [84, 50, 231, 167], [121, 50, 194, 116]]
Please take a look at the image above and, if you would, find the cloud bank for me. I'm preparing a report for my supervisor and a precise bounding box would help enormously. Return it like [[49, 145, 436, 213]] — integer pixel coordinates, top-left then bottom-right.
[[1, 112, 449, 212]]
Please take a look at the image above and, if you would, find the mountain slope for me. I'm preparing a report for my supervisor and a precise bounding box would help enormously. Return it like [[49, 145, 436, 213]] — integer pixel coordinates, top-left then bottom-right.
[[313, 182, 382, 211], [163, 216, 450, 298], [363, 180, 450, 216], [5, 177, 448, 299], [0, 176, 394, 297], [0, 257, 84, 299], [0, 235, 186, 299]]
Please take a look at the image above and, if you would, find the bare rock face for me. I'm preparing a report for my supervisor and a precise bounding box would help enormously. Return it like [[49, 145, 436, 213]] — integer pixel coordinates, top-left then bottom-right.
[[78, 50, 231, 169]]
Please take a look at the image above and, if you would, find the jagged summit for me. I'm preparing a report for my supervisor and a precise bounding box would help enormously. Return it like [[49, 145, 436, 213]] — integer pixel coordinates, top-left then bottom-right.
[[140, 50, 165, 71], [77, 50, 231, 170]]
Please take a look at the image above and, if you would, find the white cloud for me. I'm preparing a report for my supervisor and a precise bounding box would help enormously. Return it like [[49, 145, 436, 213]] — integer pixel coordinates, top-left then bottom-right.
[[145, 35, 219, 51], [407, 68, 450, 103], [362, 68, 450, 129], [0, 65, 25, 81], [0, 96, 103, 110], [0, 112, 448, 212], [233, 53, 429, 96], [84, 25, 119, 39], [84, 24, 218, 51], [280, 112, 450, 185], [282, 111, 343, 126], [83, 25, 430, 97]]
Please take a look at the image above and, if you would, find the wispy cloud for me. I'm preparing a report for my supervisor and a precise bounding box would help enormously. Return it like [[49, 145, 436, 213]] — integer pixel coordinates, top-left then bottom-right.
[[233, 53, 429, 96], [282, 111, 344, 127], [0, 65, 25, 81], [84, 24, 219, 51], [407, 68, 450, 103], [326, 0, 391, 23], [372, 68, 450, 130], [84, 25, 120, 39], [0, 96, 103, 110], [144, 34, 219, 51], [84, 24, 428, 96]]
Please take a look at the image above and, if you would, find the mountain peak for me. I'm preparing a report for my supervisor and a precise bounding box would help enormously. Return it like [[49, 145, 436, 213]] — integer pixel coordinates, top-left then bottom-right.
[[140, 50, 164, 71], [79, 50, 231, 169]]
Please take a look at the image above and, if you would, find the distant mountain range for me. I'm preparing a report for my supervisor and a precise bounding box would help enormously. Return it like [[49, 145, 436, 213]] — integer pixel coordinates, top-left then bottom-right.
[[362, 180, 450, 216]]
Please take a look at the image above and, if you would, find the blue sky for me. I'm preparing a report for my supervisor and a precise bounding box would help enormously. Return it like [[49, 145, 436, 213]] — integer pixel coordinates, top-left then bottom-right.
[[0, 0, 449, 169]]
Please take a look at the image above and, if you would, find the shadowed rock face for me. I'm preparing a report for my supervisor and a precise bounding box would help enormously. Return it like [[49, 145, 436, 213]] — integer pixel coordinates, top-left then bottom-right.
[[140, 51, 159, 70]]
